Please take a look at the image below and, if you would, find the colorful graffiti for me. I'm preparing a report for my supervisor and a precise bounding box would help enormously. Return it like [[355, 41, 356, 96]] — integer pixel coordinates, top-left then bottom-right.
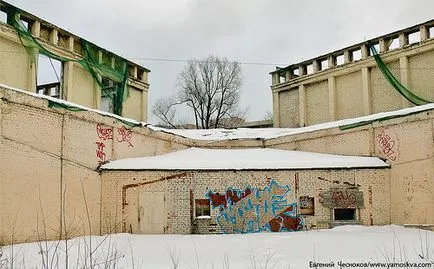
[[377, 129, 399, 161], [205, 180, 303, 233]]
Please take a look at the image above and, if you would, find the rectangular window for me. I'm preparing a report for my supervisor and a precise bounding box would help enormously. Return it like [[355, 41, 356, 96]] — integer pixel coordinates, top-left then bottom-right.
[[299, 196, 314, 215], [101, 78, 120, 114], [195, 199, 210, 217], [334, 208, 356, 221], [37, 55, 63, 99]]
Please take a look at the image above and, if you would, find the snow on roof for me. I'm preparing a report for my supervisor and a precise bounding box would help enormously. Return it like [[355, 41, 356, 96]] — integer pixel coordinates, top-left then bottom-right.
[[149, 103, 434, 141], [101, 147, 389, 170], [3, 83, 433, 142]]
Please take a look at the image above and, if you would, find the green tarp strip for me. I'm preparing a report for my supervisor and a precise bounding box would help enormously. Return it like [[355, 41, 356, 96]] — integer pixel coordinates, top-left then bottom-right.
[[339, 107, 433, 130], [47, 100, 86, 112], [7, 7, 129, 115], [339, 45, 433, 130], [47, 100, 142, 128], [370, 45, 432, 106]]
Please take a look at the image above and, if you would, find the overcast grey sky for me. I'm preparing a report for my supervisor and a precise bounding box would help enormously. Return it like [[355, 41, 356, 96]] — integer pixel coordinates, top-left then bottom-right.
[[7, 0, 434, 123]]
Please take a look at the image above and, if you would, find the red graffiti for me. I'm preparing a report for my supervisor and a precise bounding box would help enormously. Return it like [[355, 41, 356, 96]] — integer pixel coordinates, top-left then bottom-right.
[[208, 188, 252, 208], [377, 130, 398, 161], [208, 192, 227, 208], [268, 206, 302, 232], [226, 188, 252, 205], [117, 126, 133, 147], [96, 124, 113, 140], [331, 189, 357, 208], [96, 141, 106, 162]]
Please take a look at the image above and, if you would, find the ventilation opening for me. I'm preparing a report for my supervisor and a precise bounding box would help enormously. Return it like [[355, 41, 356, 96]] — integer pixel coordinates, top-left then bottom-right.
[[137, 70, 144, 81], [293, 68, 299, 77], [334, 208, 356, 221], [336, 54, 344, 65], [20, 19, 28, 30], [429, 27, 434, 40], [37, 55, 63, 98], [306, 63, 314, 74], [320, 59, 329, 70], [368, 43, 380, 56], [408, 31, 420, 45], [388, 37, 399, 51], [0, 10, 7, 24], [352, 49, 361, 61]]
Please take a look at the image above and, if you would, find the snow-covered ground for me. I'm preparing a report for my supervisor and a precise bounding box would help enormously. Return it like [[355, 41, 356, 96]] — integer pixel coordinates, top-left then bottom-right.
[[1, 225, 433, 269]]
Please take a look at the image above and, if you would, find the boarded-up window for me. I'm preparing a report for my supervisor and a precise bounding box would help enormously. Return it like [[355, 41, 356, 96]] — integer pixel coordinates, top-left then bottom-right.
[[195, 199, 210, 217], [299, 196, 314, 215]]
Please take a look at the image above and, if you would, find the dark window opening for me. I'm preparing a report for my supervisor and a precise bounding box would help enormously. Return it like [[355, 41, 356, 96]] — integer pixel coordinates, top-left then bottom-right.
[[37, 55, 63, 98], [101, 78, 121, 114], [137, 69, 144, 81], [195, 199, 210, 218], [334, 208, 356, 221]]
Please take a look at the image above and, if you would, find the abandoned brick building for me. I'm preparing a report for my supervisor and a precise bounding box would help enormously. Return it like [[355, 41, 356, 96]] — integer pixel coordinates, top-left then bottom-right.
[[0, 1, 433, 244]]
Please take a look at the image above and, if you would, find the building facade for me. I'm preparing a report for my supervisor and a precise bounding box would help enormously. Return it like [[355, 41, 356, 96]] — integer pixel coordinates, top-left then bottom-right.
[[270, 19, 434, 128], [0, 3, 432, 245], [0, 1, 150, 121], [100, 148, 390, 235]]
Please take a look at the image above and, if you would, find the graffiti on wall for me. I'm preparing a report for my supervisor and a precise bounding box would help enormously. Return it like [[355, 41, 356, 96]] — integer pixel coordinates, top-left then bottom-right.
[[95, 141, 107, 162], [377, 129, 399, 161], [95, 124, 134, 163], [97, 123, 113, 140], [319, 187, 364, 208], [205, 180, 303, 233], [117, 126, 133, 147]]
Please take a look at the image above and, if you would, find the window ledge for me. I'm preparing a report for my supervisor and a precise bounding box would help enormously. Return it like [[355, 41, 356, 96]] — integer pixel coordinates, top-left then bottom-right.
[[195, 216, 211, 220]]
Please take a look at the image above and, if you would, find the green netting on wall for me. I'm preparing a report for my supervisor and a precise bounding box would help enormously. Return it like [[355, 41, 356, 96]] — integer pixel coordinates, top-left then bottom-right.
[[47, 100, 86, 112], [6, 6, 129, 115], [370, 45, 432, 106], [47, 100, 142, 127]]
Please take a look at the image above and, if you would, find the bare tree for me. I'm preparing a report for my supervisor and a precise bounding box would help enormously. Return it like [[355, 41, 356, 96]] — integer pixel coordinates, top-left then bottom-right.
[[152, 55, 244, 129], [152, 97, 180, 129], [263, 111, 273, 121]]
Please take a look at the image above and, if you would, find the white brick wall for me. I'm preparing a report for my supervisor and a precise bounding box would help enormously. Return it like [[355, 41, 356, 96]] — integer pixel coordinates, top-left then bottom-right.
[[101, 169, 390, 235]]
